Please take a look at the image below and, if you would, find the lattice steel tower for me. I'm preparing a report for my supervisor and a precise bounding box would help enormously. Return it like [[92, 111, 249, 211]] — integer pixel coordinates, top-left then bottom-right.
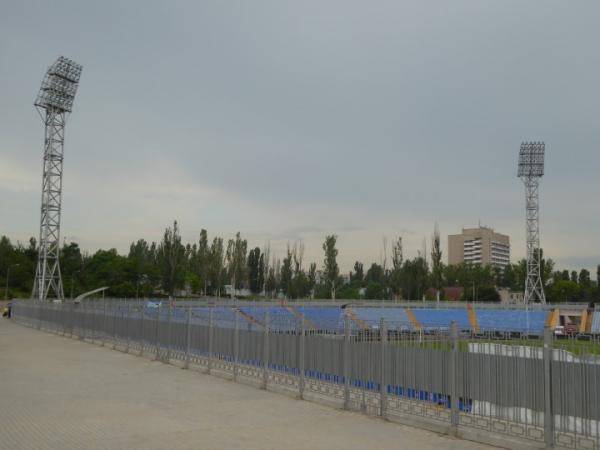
[[32, 57, 82, 301], [517, 142, 546, 304]]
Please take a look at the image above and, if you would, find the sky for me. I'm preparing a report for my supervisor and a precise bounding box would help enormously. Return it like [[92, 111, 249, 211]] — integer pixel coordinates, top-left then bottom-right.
[[1, 1, 600, 273]]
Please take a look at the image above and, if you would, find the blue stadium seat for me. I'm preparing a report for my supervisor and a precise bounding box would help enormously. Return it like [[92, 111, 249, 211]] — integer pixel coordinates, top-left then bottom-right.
[[297, 307, 344, 332], [191, 307, 237, 328], [240, 307, 297, 331], [476, 310, 547, 334], [351, 307, 414, 330], [411, 309, 471, 330]]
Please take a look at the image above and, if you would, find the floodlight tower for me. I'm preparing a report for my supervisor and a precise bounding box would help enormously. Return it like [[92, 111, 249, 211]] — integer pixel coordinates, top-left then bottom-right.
[[517, 141, 546, 304], [32, 57, 83, 301]]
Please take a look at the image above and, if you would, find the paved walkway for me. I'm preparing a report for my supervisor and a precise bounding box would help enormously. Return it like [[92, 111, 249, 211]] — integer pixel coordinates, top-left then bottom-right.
[[0, 319, 496, 450]]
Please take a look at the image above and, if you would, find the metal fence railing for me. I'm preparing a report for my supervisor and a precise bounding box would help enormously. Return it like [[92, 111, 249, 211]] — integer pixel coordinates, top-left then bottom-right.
[[11, 300, 600, 450]]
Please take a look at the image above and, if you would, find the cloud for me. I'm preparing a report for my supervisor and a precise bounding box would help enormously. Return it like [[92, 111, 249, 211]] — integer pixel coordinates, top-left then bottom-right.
[[0, 156, 38, 193], [1, 1, 599, 272]]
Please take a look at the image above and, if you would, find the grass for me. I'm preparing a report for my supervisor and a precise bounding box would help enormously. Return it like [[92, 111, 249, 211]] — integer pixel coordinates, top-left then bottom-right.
[[386, 335, 600, 356]]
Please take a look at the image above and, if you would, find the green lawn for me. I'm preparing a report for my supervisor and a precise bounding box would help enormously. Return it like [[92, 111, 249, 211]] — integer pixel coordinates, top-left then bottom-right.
[[387, 335, 600, 356]]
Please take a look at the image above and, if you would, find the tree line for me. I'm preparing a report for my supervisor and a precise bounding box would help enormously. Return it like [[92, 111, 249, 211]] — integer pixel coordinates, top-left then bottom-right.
[[1, 221, 599, 303]]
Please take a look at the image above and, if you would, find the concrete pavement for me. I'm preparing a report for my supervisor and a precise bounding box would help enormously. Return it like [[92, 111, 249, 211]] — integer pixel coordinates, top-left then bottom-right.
[[0, 319, 497, 450]]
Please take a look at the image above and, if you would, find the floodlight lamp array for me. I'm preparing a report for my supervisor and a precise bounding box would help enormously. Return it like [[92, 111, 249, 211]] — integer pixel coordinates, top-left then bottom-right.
[[34, 56, 82, 113], [517, 141, 545, 178]]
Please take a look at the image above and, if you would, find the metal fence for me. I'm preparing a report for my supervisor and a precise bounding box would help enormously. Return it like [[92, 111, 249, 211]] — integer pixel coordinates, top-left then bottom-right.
[[11, 300, 600, 450]]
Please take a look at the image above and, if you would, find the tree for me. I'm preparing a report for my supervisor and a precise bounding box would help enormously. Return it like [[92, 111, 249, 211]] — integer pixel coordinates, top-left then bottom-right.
[[389, 237, 403, 297], [579, 269, 591, 288], [226, 232, 247, 295], [322, 235, 339, 300], [535, 249, 554, 287], [262, 242, 271, 295], [430, 224, 443, 298], [209, 237, 225, 296], [402, 257, 429, 300], [280, 246, 293, 297], [365, 282, 384, 300], [352, 261, 364, 283], [197, 229, 209, 295], [391, 237, 403, 271], [247, 247, 263, 294], [307, 262, 317, 299], [500, 263, 516, 289], [157, 221, 185, 296], [473, 286, 500, 302], [258, 253, 265, 294], [365, 263, 384, 284], [265, 264, 278, 298], [128, 239, 155, 298], [548, 280, 581, 303], [61, 242, 84, 298]]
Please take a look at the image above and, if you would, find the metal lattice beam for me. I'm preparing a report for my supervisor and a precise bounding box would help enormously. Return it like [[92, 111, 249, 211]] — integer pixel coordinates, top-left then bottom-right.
[[518, 142, 546, 304], [32, 57, 82, 302]]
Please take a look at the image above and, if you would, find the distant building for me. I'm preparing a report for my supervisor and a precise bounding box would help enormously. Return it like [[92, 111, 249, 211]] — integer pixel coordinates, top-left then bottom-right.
[[426, 286, 464, 301], [448, 226, 510, 270], [224, 285, 252, 298], [498, 288, 524, 304]]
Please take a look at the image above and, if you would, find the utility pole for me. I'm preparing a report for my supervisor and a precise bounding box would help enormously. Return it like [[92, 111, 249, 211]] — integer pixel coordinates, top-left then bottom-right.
[[5, 264, 19, 300]]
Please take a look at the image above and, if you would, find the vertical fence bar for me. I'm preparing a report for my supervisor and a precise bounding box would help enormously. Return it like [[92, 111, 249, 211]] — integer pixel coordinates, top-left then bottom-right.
[[262, 310, 269, 389], [61, 301, 66, 335], [380, 317, 387, 418], [139, 303, 145, 356], [125, 303, 131, 353], [101, 299, 107, 346], [299, 316, 305, 399], [112, 302, 118, 349], [208, 307, 213, 374], [233, 310, 239, 382], [450, 320, 459, 431], [154, 303, 160, 360], [166, 301, 172, 363], [80, 300, 86, 341], [69, 301, 74, 338], [543, 325, 555, 448], [344, 314, 350, 410], [184, 306, 192, 369]]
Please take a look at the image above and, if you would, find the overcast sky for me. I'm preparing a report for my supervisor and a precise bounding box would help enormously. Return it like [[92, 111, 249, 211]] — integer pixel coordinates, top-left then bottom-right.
[[1, 1, 599, 273]]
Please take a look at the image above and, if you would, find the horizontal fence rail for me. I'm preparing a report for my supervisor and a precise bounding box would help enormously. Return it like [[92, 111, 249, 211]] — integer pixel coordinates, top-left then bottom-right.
[[11, 300, 600, 450]]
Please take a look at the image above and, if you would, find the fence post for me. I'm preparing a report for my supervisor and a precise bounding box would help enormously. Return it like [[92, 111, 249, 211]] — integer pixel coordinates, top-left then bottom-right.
[[343, 314, 351, 410], [380, 317, 387, 418], [101, 299, 107, 346], [112, 302, 118, 350], [184, 306, 192, 369], [450, 321, 459, 432], [37, 301, 42, 330], [233, 310, 239, 382], [80, 300, 86, 341], [69, 302, 74, 338], [299, 316, 305, 399], [208, 307, 214, 374], [61, 301, 67, 336], [166, 301, 172, 363], [139, 303, 145, 356], [154, 303, 160, 360], [262, 310, 269, 389], [543, 325, 555, 448], [125, 303, 131, 353]]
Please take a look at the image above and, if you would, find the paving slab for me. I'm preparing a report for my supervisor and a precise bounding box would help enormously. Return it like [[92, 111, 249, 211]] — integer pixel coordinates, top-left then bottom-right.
[[0, 319, 497, 450]]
